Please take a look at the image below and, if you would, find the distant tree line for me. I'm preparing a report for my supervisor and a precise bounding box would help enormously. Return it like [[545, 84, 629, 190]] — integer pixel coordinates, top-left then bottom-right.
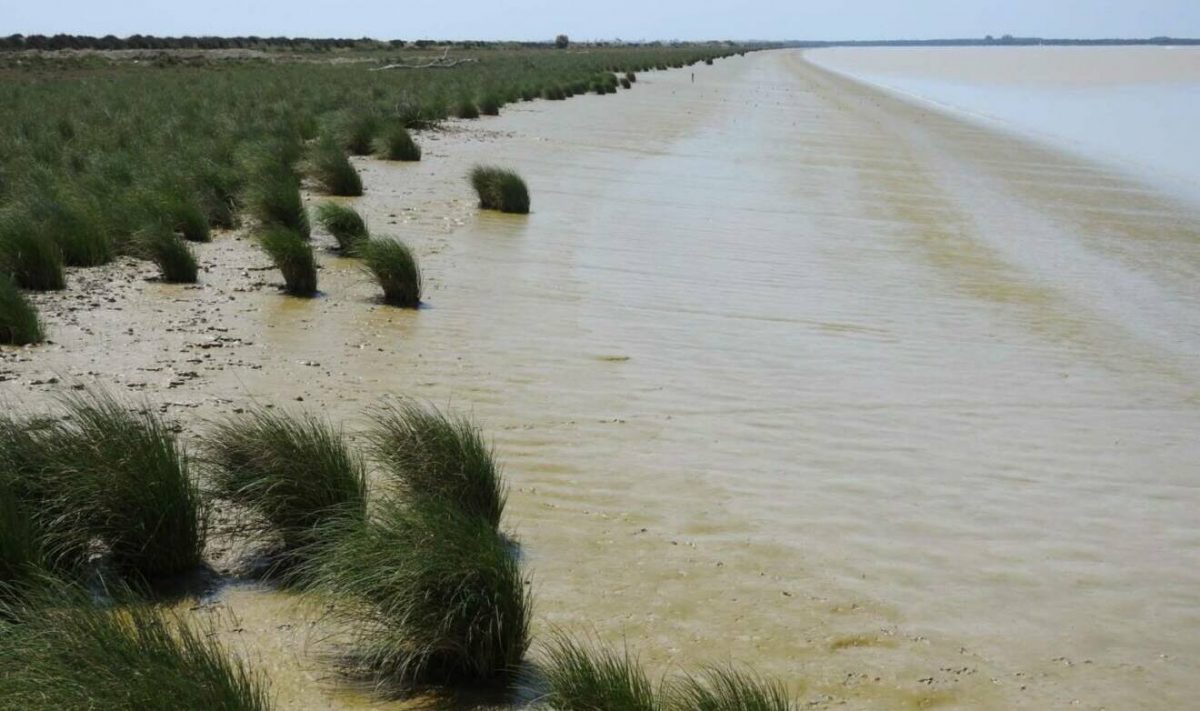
[[0, 34, 751, 52]]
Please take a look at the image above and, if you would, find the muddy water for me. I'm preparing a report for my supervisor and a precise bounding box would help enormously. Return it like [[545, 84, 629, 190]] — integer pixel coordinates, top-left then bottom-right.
[[7, 49, 1200, 709]]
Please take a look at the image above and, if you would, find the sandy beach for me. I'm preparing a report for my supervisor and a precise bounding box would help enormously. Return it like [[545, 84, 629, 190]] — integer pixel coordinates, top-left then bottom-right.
[[4, 48, 1199, 709]]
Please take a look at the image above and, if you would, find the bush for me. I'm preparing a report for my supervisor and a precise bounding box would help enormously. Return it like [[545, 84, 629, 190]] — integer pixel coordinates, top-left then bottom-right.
[[258, 226, 317, 296], [0, 274, 42, 346], [381, 123, 421, 161], [368, 401, 503, 526], [302, 498, 531, 690], [469, 166, 530, 214], [620, 77, 632, 89], [0, 217, 65, 291], [542, 86, 566, 101], [310, 138, 363, 197], [626, 71, 637, 83], [538, 635, 664, 711], [206, 408, 366, 562], [455, 97, 481, 120], [0, 586, 271, 710], [361, 239, 422, 308], [315, 202, 369, 253], [137, 223, 198, 284], [247, 169, 310, 239], [671, 667, 795, 711]]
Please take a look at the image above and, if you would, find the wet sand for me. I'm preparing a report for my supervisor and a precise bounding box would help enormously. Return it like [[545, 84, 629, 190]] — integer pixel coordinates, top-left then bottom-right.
[[4, 49, 1200, 709]]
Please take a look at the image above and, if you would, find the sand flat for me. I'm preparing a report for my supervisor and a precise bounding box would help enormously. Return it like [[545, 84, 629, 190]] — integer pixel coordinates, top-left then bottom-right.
[[5, 49, 1199, 709]]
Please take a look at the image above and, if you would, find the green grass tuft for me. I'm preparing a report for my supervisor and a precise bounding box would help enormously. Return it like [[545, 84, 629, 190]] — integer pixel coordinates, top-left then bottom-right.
[[537, 635, 664, 711], [247, 169, 311, 239], [258, 226, 318, 296], [361, 239, 422, 308], [310, 138, 364, 197], [0, 585, 272, 710], [671, 666, 795, 711], [381, 123, 422, 161], [343, 113, 380, 156], [455, 97, 481, 120], [315, 202, 369, 253], [0, 274, 43, 346], [469, 166, 530, 214], [368, 401, 503, 527], [478, 93, 502, 116], [302, 498, 531, 690], [0, 217, 66, 291], [137, 223, 199, 284], [205, 408, 366, 562]]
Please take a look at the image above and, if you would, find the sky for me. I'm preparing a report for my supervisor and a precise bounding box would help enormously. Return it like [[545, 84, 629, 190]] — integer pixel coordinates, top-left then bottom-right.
[[2, 1, 1199, 41]]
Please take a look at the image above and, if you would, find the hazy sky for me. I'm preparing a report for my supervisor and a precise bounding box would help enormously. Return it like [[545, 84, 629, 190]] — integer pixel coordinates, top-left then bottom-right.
[[3, 1, 1199, 41]]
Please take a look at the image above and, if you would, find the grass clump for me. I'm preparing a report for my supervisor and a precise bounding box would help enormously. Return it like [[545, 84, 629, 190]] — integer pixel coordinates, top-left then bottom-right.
[[671, 667, 795, 711], [258, 226, 318, 296], [455, 97, 481, 120], [368, 401, 503, 527], [310, 138, 364, 197], [537, 635, 664, 711], [342, 113, 380, 155], [626, 71, 637, 83], [361, 239, 422, 308], [302, 498, 531, 690], [0, 586, 272, 710], [247, 170, 310, 239], [0, 274, 42, 346], [206, 408, 366, 561], [381, 123, 422, 161], [620, 77, 632, 89], [469, 166, 530, 215], [49, 391, 207, 580], [315, 202, 369, 253], [478, 93, 502, 116], [138, 224, 199, 284], [0, 218, 65, 291]]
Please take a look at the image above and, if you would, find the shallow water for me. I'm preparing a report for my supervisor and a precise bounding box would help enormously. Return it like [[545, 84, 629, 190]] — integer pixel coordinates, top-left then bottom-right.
[[808, 46, 1200, 206], [9, 49, 1200, 709]]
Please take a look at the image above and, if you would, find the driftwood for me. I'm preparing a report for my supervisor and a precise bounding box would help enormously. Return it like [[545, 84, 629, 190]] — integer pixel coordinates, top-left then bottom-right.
[[370, 47, 479, 71]]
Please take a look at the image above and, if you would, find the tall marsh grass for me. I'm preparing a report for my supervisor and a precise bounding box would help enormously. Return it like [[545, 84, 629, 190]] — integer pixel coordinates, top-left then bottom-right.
[[138, 223, 199, 283], [206, 408, 366, 562], [537, 635, 664, 711], [0, 216, 65, 291], [0, 274, 42, 345], [258, 226, 317, 296], [361, 239, 422, 307], [381, 123, 422, 162], [310, 138, 364, 197], [470, 166, 530, 215], [0, 586, 271, 710], [314, 202, 369, 253]]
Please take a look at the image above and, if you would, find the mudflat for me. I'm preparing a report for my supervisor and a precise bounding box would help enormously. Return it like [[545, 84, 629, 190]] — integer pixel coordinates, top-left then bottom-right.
[[5, 49, 1199, 709]]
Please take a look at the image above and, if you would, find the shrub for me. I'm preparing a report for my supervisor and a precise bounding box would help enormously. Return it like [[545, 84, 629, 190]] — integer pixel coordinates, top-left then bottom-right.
[[258, 226, 317, 296], [0, 274, 42, 346], [478, 93, 502, 116], [542, 86, 566, 101], [671, 667, 795, 711], [315, 202, 369, 253], [0, 586, 271, 710], [137, 223, 198, 284], [302, 498, 531, 690], [381, 123, 422, 161], [206, 408, 366, 562], [620, 77, 632, 89], [247, 169, 310, 239], [361, 239, 422, 308], [626, 71, 637, 83], [310, 138, 363, 197], [469, 166, 530, 214], [455, 97, 481, 120], [705, 58, 714, 66], [368, 401, 503, 526], [0, 218, 65, 291], [538, 635, 664, 711]]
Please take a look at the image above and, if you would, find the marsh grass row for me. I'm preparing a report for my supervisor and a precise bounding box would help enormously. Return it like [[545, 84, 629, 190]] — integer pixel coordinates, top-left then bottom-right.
[[1, 389, 795, 708], [0, 46, 736, 344]]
